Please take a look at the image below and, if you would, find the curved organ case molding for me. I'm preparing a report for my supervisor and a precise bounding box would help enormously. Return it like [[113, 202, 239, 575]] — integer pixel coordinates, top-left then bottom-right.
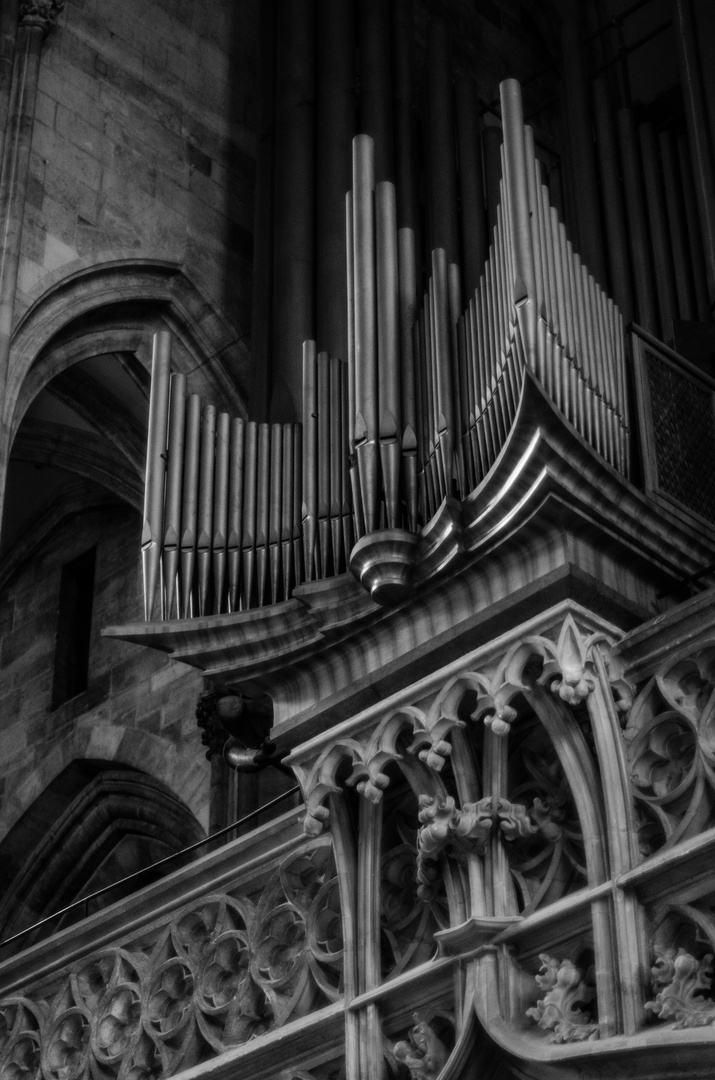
[[0, 842, 343, 1080]]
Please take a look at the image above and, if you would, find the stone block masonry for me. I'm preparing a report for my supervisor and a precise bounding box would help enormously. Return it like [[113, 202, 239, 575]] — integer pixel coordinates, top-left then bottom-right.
[[16, 0, 259, 329]]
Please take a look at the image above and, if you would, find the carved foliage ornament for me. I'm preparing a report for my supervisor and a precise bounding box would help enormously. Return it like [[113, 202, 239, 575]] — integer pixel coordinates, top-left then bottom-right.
[[526, 954, 599, 1043], [413, 794, 491, 900], [0, 844, 343, 1080], [646, 947, 715, 1028], [20, 0, 64, 29]]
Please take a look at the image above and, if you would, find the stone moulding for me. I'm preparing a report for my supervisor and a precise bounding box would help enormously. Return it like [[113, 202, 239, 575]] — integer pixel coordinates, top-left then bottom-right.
[[283, 601, 626, 835], [0, 837, 345, 1080]]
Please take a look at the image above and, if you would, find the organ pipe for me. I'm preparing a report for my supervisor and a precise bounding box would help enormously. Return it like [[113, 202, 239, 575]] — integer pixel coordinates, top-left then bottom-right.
[[272, 0, 316, 422], [456, 78, 488, 299], [592, 77, 634, 324], [618, 107, 659, 336], [142, 330, 171, 621], [316, 0, 355, 362], [142, 76, 666, 624], [162, 372, 186, 620], [639, 122, 677, 342], [659, 129, 696, 322], [674, 0, 715, 306]]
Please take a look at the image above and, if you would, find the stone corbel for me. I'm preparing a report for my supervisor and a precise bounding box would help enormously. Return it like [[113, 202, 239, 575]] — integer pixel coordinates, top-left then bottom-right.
[[19, 0, 65, 32]]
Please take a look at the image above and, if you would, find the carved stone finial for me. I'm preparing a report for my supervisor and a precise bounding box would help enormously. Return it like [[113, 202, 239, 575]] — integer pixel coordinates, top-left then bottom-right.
[[526, 953, 599, 1043], [392, 1013, 449, 1080], [20, 0, 64, 31]]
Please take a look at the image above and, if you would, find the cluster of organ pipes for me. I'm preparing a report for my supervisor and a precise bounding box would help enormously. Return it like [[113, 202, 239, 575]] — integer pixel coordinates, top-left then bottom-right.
[[142, 79, 629, 621], [343, 77, 629, 547], [142, 332, 303, 621]]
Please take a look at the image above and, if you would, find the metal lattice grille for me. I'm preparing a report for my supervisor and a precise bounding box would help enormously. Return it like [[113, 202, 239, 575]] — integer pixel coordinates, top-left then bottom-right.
[[646, 348, 715, 525]]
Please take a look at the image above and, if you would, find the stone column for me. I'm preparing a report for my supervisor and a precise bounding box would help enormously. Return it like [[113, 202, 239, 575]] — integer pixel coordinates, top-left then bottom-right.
[[673, 0, 715, 312], [0, 0, 63, 533], [0, 0, 20, 161], [196, 690, 232, 836]]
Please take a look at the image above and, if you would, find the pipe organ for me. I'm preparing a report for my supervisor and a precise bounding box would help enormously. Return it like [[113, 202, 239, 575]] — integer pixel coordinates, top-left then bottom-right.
[[142, 79, 632, 621]]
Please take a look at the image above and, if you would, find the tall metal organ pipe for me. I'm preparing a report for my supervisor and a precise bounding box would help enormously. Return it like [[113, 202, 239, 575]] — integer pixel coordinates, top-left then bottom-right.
[[617, 107, 659, 336], [358, 0, 394, 183], [316, 0, 355, 364], [271, 0, 316, 423], [592, 77, 634, 324]]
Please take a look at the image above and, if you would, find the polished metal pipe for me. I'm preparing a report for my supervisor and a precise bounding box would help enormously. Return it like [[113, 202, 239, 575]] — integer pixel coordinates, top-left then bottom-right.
[[376, 180, 401, 529], [256, 422, 271, 605], [227, 417, 245, 612], [426, 18, 461, 315], [317, 350, 331, 576], [483, 126, 503, 241], [212, 411, 230, 614], [500, 80, 536, 366], [197, 404, 216, 616], [432, 249, 453, 499], [674, 0, 715, 306], [352, 134, 379, 532], [302, 339, 318, 579], [677, 133, 710, 320], [162, 372, 186, 620], [293, 424, 304, 586], [269, 422, 283, 604], [659, 129, 696, 322], [281, 421, 294, 597], [316, 0, 354, 363], [560, 6, 607, 286], [358, 0, 394, 183], [592, 77, 634, 322], [142, 331, 171, 620], [272, 0, 316, 421], [241, 421, 258, 609], [640, 121, 677, 342], [179, 394, 201, 618], [330, 358, 345, 571], [456, 77, 487, 297], [617, 107, 659, 335]]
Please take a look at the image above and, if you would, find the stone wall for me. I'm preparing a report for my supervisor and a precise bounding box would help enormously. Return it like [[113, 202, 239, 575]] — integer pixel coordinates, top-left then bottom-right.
[[0, 502, 209, 852], [17, 0, 259, 336]]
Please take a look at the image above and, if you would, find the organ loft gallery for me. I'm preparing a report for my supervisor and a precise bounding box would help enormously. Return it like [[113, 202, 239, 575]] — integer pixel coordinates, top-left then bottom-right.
[[1, 2, 715, 1078]]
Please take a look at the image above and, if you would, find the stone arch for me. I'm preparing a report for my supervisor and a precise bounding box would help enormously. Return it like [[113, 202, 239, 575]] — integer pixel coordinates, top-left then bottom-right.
[[6, 258, 250, 435], [1, 258, 251, 570], [0, 722, 209, 850], [0, 758, 205, 944]]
